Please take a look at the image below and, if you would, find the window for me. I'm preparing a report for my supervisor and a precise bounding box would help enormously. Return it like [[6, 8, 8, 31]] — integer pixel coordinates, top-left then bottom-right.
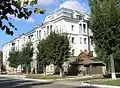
[[79, 24, 82, 34], [72, 37, 74, 44], [28, 36, 31, 39], [80, 50, 82, 53], [31, 34, 33, 37], [84, 38, 87, 44], [37, 31, 38, 38], [39, 30, 41, 38], [72, 49, 75, 56], [76, 15, 79, 19], [71, 13, 73, 18], [47, 26, 49, 34], [12, 43, 15, 46], [44, 31, 46, 36], [80, 37, 82, 44], [83, 24, 86, 33], [12, 46, 15, 51], [16, 47, 17, 51], [50, 25, 52, 31], [77, 15, 82, 20], [71, 25, 74, 31]]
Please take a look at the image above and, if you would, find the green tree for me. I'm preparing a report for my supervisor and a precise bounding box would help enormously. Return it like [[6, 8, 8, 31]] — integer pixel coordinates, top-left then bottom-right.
[[0, 0, 45, 35], [8, 51, 20, 72], [37, 39, 51, 77], [0, 51, 2, 58], [89, 0, 120, 79], [46, 32, 70, 77], [0, 51, 3, 73], [21, 41, 33, 74]]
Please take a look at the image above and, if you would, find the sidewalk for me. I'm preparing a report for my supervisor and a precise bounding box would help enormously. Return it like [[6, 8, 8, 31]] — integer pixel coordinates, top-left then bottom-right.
[[83, 83, 120, 88], [54, 81, 120, 88], [0, 74, 26, 79]]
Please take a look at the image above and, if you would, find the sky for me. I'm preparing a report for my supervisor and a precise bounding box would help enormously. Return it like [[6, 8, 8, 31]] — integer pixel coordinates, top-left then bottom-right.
[[0, 0, 90, 51]]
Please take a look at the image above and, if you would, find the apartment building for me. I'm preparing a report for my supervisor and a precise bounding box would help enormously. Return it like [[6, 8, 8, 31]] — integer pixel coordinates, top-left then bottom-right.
[[3, 7, 94, 73]]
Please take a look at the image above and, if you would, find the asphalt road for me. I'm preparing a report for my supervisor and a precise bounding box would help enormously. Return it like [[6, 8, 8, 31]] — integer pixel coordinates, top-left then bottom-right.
[[0, 76, 97, 88]]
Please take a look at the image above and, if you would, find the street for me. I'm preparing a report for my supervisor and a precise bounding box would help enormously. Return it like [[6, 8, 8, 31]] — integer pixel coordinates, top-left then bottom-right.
[[0, 76, 97, 88]]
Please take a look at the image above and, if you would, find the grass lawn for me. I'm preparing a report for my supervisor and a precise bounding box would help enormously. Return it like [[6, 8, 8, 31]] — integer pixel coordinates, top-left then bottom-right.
[[26, 74, 63, 80], [103, 79, 120, 86], [87, 79, 120, 86]]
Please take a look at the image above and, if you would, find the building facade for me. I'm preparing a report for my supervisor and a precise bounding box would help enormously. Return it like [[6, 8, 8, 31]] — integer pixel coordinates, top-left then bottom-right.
[[3, 7, 95, 73]]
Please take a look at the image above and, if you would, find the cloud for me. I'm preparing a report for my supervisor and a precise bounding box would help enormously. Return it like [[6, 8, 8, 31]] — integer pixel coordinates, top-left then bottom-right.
[[7, 14, 35, 23], [27, 17, 35, 23], [34, 0, 60, 14], [60, 0, 90, 13], [37, 0, 55, 6]]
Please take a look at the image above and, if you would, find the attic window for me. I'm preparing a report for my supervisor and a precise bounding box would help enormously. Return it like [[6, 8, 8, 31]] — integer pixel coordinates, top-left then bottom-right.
[[83, 24, 86, 33], [77, 15, 82, 20], [71, 13, 73, 18]]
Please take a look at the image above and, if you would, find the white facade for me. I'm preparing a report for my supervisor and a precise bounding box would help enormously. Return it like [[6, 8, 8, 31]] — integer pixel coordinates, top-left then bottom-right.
[[3, 7, 95, 73]]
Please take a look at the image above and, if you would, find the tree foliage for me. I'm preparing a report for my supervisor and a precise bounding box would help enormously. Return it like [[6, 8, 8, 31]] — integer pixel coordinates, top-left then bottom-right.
[[8, 51, 20, 68], [37, 39, 51, 66], [0, 51, 3, 67], [0, 0, 45, 35], [37, 32, 70, 77], [46, 32, 70, 77], [0, 51, 2, 59], [21, 41, 33, 67], [37, 39, 51, 76], [47, 32, 70, 66], [89, 0, 120, 71]]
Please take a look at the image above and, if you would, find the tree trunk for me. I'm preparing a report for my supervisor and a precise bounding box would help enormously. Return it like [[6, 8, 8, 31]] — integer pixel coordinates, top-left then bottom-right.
[[12, 68, 14, 73], [35, 59, 37, 74], [59, 66, 63, 77], [16, 68, 17, 73], [21, 65, 23, 74], [26, 67, 29, 74], [43, 65, 46, 77], [110, 54, 116, 79]]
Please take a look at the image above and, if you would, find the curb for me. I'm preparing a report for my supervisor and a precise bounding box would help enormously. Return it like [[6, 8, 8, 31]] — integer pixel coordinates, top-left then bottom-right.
[[23, 78, 53, 83], [83, 83, 120, 88], [0, 75, 26, 79]]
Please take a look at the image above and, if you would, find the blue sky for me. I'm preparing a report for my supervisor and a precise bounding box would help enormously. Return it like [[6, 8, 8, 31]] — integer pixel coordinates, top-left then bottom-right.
[[0, 0, 90, 51]]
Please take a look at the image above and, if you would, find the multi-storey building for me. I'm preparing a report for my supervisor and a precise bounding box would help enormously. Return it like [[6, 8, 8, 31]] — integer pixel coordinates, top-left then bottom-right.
[[3, 7, 95, 73]]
